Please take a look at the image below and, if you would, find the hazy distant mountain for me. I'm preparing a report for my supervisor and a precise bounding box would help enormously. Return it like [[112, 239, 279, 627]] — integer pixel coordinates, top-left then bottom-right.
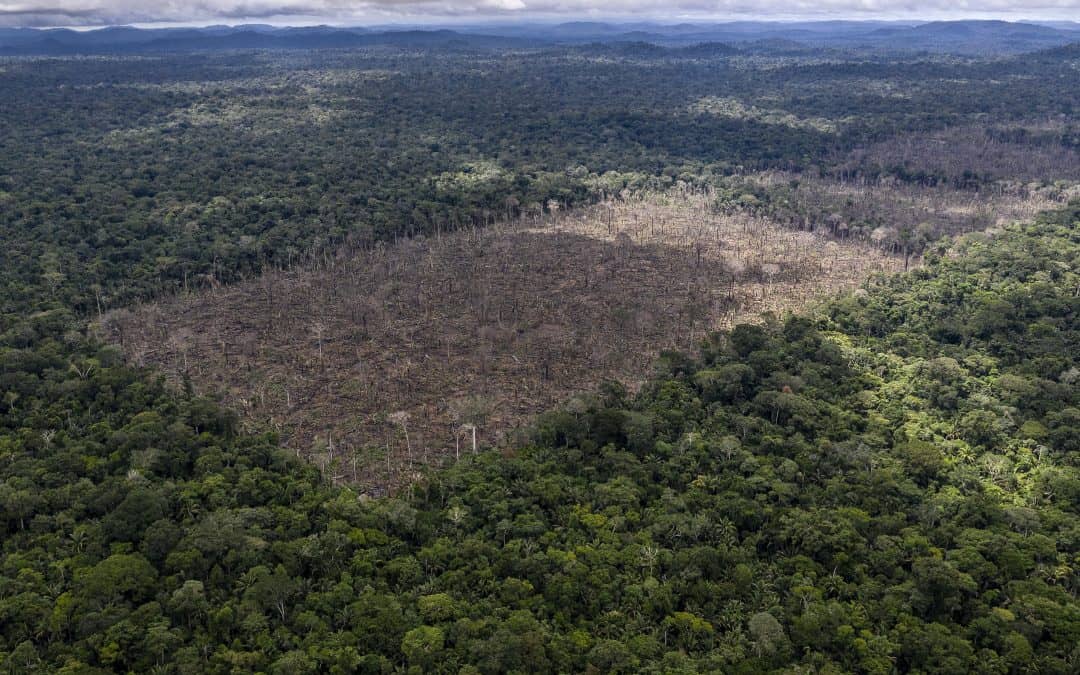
[[0, 26, 530, 55], [550, 21, 628, 37], [858, 20, 1080, 53], [1037, 21, 1080, 31], [0, 20, 1075, 56], [488, 20, 1079, 53], [564, 40, 742, 59]]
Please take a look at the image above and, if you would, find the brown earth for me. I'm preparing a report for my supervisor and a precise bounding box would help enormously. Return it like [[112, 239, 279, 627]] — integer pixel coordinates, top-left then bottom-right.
[[102, 187, 906, 493]]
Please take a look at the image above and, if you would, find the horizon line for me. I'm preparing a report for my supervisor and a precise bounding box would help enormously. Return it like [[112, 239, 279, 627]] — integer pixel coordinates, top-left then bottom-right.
[[8, 16, 1080, 32]]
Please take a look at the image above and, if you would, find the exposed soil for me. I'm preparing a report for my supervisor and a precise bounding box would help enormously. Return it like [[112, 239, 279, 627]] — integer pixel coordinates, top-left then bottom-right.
[[102, 187, 905, 493]]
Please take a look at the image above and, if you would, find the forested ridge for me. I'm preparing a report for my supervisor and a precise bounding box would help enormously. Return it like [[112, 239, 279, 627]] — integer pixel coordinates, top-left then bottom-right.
[[2, 200, 1077, 672]]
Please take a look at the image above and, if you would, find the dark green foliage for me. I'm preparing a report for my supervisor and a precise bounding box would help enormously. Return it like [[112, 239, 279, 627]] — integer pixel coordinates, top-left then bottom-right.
[[2, 202, 1077, 672], [3, 47, 1078, 324], [1, 44, 1079, 673]]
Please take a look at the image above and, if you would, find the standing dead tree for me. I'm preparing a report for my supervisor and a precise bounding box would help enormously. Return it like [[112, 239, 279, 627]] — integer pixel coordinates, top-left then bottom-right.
[[102, 184, 909, 493]]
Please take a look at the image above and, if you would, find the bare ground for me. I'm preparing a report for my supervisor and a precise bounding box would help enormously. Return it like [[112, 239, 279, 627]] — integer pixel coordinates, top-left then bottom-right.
[[102, 187, 905, 493], [739, 169, 1079, 243]]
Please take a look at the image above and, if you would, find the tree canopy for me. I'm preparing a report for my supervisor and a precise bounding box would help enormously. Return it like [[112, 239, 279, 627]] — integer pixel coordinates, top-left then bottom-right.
[[2, 202, 1077, 672]]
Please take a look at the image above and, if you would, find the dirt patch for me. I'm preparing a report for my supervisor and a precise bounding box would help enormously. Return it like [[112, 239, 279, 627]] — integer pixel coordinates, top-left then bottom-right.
[[102, 188, 904, 493]]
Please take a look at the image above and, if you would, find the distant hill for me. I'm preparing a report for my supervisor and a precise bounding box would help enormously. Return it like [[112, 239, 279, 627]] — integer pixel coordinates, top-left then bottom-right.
[[1017, 40, 1080, 63], [1, 20, 1076, 56], [0, 26, 533, 55], [859, 20, 1080, 53], [564, 41, 741, 59]]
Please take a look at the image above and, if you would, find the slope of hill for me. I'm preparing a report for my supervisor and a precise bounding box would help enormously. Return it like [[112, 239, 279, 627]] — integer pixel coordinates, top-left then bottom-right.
[[861, 20, 1080, 53]]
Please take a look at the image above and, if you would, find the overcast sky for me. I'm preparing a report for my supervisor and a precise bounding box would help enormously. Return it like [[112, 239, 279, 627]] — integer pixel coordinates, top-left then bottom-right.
[[2, 0, 1078, 28]]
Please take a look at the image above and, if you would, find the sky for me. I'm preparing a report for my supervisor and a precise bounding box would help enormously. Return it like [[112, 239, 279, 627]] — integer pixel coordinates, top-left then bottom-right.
[[1, 0, 1078, 28]]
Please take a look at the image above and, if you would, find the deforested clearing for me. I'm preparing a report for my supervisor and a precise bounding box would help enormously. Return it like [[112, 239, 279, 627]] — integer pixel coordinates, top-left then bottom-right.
[[103, 187, 905, 492]]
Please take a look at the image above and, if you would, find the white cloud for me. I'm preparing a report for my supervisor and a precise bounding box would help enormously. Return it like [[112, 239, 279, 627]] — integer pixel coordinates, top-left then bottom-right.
[[0, 0, 1078, 27]]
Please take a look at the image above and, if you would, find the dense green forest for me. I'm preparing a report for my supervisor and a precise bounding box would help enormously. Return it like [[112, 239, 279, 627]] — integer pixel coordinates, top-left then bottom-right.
[[1, 46, 1077, 319], [2, 200, 1077, 673], [1, 39, 1079, 674]]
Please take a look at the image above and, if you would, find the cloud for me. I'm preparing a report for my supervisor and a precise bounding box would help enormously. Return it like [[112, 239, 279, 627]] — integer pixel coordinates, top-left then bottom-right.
[[0, 0, 1078, 27]]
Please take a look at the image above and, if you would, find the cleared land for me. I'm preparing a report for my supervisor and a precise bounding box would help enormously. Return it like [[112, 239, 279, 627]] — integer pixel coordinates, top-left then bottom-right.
[[837, 123, 1080, 185], [738, 170, 1078, 250], [103, 187, 907, 492]]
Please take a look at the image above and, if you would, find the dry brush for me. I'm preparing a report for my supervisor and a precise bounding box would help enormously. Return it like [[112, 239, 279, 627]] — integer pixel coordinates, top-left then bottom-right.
[[103, 187, 905, 493]]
